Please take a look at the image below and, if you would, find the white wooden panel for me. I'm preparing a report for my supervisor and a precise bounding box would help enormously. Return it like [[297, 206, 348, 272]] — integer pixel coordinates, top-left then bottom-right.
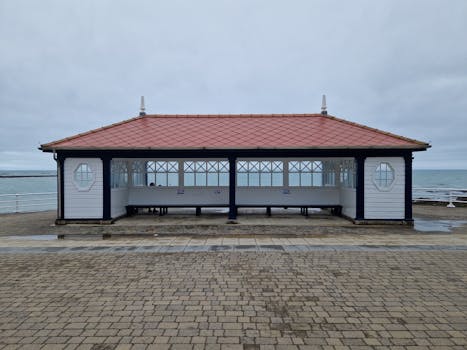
[[236, 187, 339, 206], [111, 188, 129, 218], [364, 157, 405, 219], [64, 158, 103, 219], [339, 187, 356, 218], [129, 187, 229, 206]]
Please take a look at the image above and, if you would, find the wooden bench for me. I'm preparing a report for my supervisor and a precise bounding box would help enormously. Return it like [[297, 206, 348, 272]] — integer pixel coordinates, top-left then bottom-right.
[[126, 204, 342, 217], [235, 205, 342, 217]]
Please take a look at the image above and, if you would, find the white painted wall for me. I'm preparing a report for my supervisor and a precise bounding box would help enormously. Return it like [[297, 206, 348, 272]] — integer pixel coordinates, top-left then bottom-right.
[[236, 187, 339, 206], [111, 188, 129, 218], [64, 158, 103, 219], [129, 187, 229, 206], [364, 157, 405, 219], [339, 187, 356, 218]]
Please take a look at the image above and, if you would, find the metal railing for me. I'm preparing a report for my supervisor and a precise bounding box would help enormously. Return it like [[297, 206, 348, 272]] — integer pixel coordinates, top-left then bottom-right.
[[413, 187, 467, 207], [0, 192, 57, 213]]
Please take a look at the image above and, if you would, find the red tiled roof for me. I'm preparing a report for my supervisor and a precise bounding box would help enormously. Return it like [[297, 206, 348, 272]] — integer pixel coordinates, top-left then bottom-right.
[[40, 114, 429, 151]]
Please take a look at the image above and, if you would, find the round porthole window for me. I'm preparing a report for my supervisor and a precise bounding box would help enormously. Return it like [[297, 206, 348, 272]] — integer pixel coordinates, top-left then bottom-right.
[[73, 163, 95, 190], [373, 162, 395, 190]]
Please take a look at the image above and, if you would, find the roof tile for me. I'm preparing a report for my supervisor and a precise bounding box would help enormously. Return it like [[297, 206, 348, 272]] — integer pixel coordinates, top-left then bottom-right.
[[41, 114, 429, 151]]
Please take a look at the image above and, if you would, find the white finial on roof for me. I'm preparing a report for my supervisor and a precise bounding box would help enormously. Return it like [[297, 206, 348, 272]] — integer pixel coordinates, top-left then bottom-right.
[[139, 96, 146, 116], [321, 94, 327, 115]]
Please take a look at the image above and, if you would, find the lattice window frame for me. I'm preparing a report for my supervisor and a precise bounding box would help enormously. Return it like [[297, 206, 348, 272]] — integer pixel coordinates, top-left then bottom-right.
[[184, 160, 229, 187], [237, 160, 283, 187], [111, 160, 128, 189]]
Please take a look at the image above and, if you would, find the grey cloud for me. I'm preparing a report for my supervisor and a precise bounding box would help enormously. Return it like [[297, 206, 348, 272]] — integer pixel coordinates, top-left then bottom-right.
[[1, 0, 466, 169]]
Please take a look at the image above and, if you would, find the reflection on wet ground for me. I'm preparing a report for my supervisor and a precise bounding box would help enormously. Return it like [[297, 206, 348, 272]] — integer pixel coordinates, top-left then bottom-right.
[[6, 234, 57, 241], [414, 218, 467, 232]]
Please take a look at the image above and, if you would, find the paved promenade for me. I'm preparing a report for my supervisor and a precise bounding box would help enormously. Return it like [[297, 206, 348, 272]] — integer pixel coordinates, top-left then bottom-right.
[[1, 250, 467, 350], [1, 206, 467, 349]]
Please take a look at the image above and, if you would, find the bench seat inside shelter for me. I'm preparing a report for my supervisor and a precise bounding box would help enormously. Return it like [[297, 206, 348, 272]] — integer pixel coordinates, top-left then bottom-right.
[[126, 204, 342, 217]]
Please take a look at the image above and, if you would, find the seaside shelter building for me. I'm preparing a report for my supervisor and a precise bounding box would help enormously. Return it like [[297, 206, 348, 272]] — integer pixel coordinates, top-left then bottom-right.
[[40, 108, 429, 225]]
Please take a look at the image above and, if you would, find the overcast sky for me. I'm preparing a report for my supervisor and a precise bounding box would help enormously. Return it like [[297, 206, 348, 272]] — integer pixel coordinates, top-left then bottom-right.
[[1, 0, 466, 170]]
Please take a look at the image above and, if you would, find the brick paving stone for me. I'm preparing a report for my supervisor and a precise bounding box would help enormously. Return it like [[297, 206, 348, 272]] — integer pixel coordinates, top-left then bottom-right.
[[0, 251, 467, 349]]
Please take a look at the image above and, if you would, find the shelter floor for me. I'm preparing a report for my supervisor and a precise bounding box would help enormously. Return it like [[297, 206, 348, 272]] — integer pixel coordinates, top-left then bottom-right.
[[119, 207, 349, 227]]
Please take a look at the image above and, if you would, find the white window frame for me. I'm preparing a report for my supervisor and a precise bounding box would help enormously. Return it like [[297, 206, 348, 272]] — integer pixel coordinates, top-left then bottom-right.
[[146, 161, 179, 187], [111, 160, 128, 189], [340, 159, 356, 189], [373, 162, 395, 191], [237, 160, 283, 187], [73, 163, 95, 191], [288, 160, 324, 187], [184, 160, 229, 187]]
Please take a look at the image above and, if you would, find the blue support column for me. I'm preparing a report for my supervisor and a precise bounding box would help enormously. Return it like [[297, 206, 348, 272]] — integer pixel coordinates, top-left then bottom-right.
[[404, 153, 413, 221], [355, 156, 365, 220], [57, 155, 65, 220], [228, 156, 237, 220], [102, 156, 112, 221]]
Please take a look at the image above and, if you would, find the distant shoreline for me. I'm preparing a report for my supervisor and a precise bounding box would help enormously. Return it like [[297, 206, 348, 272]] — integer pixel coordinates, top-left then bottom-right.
[[0, 175, 57, 178]]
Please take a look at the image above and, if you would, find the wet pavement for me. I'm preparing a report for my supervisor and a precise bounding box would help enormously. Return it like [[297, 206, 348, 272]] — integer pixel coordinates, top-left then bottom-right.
[[1, 251, 467, 349], [1, 243, 467, 255], [1, 206, 467, 349], [414, 218, 467, 232]]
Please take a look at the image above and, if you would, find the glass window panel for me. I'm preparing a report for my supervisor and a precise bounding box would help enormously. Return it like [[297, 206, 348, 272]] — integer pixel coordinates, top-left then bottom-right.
[[196, 173, 206, 186], [208, 161, 218, 172], [147, 173, 156, 186], [219, 161, 229, 172], [155, 161, 166, 172], [260, 161, 271, 172], [312, 161, 323, 171], [289, 161, 299, 172], [325, 173, 336, 186], [133, 172, 144, 187], [168, 162, 178, 172], [195, 161, 206, 172], [260, 173, 271, 186], [302, 161, 312, 171], [155, 173, 167, 186], [313, 173, 323, 187], [248, 173, 259, 186], [301, 172, 312, 186], [237, 161, 247, 172], [272, 173, 283, 186], [219, 173, 229, 186], [289, 173, 300, 186], [272, 161, 283, 172], [184, 161, 194, 172], [207, 173, 218, 186], [184, 173, 194, 186], [167, 173, 178, 186], [146, 161, 155, 172], [374, 162, 394, 188], [237, 173, 248, 187], [249, 161, 259, 172]]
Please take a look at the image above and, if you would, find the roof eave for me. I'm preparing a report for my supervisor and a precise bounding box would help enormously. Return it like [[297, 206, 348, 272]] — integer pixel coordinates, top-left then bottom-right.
[[41, 144, 430, 153]]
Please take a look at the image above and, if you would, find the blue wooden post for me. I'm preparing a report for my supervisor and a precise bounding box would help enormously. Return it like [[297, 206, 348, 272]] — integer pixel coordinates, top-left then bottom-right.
[[228, 156, 237, 220], [355, 156, 365, 220]]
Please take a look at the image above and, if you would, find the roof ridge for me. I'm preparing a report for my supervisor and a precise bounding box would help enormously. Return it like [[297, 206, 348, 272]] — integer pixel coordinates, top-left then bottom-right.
[[142, 113, 323, 118], [40, 115, 143, 150], [326, 114, 430, 148]]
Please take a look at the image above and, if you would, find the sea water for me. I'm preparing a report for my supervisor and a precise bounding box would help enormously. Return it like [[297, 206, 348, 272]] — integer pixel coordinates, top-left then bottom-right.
[[0, 170, 57, 213], [413, 170, 467, 188]]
